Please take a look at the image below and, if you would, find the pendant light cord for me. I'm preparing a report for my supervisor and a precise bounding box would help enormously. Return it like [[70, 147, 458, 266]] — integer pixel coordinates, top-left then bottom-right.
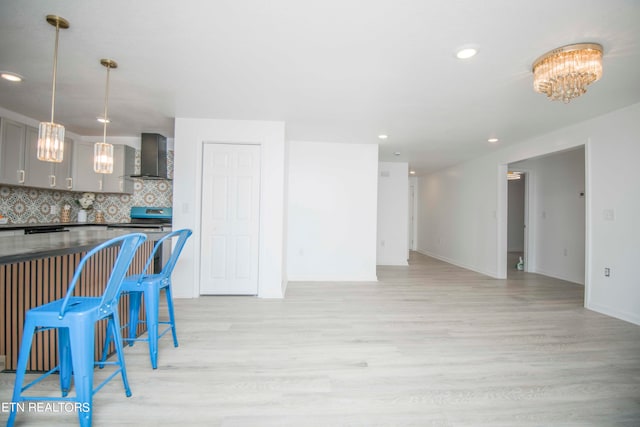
[[50, 21, 60, 124], [103, 65, 111, 143]]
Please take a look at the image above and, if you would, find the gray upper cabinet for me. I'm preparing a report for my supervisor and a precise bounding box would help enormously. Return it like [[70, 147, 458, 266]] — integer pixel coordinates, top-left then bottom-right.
[[72, 141, 135, 194], [53, 137, 74, 190], [1, 116, 130, 194], [23, 125, 50, 187], [72, 141, 102, 192], [0, 117, 27, 185], [1, 117, 74, 190], [101, 144, 135, 193]]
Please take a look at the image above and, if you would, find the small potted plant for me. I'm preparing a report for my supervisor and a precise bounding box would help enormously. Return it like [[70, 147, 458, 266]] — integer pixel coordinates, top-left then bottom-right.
[[75, 192, 95, 222]]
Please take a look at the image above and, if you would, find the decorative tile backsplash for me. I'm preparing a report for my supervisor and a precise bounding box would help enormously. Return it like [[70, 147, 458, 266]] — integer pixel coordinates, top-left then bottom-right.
[[0, 150, 173, 224]]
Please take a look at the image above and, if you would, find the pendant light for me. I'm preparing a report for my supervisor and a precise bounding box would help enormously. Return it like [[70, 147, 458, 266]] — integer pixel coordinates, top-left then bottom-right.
[[37, 15, 69, 163], [94, 59, 117, 174]]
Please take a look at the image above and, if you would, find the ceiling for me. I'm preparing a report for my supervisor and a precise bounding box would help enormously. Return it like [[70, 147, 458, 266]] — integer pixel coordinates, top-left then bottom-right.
[[1, 1, 639, 175]]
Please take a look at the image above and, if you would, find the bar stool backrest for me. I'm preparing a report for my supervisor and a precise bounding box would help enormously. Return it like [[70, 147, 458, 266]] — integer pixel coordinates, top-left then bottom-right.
[[58, 233, 147, 319], [138, 229, 192, 279]]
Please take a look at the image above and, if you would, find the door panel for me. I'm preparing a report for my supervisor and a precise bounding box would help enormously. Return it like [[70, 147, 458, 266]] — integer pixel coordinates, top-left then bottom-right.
[[200, 144, 260, 295]]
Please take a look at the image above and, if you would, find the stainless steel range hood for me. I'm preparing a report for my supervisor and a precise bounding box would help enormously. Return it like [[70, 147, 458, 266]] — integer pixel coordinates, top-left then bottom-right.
[[131, 133, 169, 179]]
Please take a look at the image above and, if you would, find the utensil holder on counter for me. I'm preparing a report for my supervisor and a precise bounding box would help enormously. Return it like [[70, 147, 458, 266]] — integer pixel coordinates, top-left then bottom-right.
[[61, 206, 71, 223]]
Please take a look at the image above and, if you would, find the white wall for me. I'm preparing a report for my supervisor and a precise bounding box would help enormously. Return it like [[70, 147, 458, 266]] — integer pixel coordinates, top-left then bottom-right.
[[172, 118, 286, 298], [512, 148, 585, 284], [417, 154, 499, 277], [584, 107, 640, 325], [417, 102, 640, 325], [287, 141, 378, 281], [377, 162, 409, 265]]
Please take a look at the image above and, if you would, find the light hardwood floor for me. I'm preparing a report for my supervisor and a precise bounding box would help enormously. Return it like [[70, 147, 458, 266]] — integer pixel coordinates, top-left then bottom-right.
[[2, 252, 639, 426]]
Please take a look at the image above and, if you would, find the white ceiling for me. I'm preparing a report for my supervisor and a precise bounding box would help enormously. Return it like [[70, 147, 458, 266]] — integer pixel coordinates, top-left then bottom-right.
[[1, 0, 639, 175]]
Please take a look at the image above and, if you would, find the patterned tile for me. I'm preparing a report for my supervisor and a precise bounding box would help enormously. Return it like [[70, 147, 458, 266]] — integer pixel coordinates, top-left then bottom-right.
[[0, 150, 174, 224]]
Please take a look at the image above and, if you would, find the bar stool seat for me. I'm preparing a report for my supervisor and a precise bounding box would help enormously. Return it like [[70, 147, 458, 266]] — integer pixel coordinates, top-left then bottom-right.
[[105, 229, 192, 369], [7, 233, 147, 427]]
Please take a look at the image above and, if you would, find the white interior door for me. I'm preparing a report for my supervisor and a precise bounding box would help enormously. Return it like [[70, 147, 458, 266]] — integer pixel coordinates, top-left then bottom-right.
[[200, 143, 261, 295]]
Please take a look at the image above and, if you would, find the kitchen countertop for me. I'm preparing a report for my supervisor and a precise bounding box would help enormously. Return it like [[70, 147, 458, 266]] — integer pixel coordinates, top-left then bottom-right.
[[0, 222, 112, 231], [0, 228, 168, 264]]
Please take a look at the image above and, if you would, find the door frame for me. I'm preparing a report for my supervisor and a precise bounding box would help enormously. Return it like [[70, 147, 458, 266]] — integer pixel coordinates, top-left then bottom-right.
[[506, 169, 532, 272], [497, 143, 589, 307]]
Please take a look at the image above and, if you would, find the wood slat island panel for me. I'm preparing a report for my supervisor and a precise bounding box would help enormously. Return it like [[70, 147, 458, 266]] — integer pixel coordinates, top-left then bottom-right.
[[0, 238, 153, 371]]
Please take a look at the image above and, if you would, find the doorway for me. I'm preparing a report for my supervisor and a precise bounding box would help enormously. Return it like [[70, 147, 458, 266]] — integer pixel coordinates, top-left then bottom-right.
[[504, 147, 586, 285], [408, 182, 415, 254], [507, 171, 526, 273], [199, 143, 261, 295]]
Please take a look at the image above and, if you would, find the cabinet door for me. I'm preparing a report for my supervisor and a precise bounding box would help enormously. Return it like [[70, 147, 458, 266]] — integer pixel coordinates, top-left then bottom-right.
[[24, 125, 56, 188], [53, 137, 74, 190], [71, 141, 102, 192], [0, 118, 26, 185], [102, 145, 135, 193]]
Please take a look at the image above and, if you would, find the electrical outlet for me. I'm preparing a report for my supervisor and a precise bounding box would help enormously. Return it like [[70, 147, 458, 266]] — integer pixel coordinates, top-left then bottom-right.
[[50, 204, 58, 215], [604, 267, 610, 277]]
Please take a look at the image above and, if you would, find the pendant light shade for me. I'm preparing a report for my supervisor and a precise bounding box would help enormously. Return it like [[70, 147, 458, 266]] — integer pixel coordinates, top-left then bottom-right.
[[37, 15, 69, 163], [94, 142, 114, 173], [94, 59, 117, 174], [37, 122, 65, 162]]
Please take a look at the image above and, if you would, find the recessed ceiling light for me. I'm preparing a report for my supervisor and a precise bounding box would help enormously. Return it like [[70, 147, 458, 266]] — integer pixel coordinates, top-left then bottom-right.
[[97, 116, 111, 123], [409, 170, 416, 175], [378, 134, 388, 140], [1, 72, 23, 82], [488, 138, 499, 143], [456, 47, 478, 60], [393, 151, 401, 156]]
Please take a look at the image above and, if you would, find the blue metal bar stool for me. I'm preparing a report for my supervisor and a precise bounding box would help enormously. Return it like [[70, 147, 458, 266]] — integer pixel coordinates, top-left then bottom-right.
[[104, 229, 192, 369], [7, 233, 147, 427]]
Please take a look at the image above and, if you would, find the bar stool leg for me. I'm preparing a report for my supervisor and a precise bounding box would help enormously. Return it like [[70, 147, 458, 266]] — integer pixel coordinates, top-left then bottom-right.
[[144, 286, 160, 369], [128, 291, 142, 346], [7, 318, 36, 427], [99, 320, 113, 369], [69, 321, 95, 427], [165, 284, 179, 347], [110, 310, 132, 396], [58, 327, 72, 395]]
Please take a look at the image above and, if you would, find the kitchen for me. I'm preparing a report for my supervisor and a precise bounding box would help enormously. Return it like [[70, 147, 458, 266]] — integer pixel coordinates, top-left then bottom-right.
[[0, 113, 173, 227], [0, 122, 172, 369]]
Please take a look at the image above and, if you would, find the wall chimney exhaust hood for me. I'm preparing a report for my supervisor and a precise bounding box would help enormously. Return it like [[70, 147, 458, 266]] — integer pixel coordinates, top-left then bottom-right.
[[131, 133, 169, 179]]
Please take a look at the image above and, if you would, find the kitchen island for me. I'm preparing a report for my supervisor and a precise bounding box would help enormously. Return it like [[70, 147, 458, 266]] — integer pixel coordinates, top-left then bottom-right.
[[0, 229, 166, 371]]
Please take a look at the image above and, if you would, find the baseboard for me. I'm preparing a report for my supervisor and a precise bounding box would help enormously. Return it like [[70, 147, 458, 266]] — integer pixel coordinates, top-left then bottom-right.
[[376, 259, 409, 266], [587, 302, 640, 326], [287, 275, 378, 282], [416, 249, 498, 278], [534, 268, 585, 285]]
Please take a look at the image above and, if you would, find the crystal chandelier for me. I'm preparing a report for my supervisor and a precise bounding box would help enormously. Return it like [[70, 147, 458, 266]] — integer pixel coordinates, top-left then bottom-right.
[[532, 43, 603, 103], [37, 15, 69, 163], [94, 59, 117, 174], [507, 171, 521, 180]]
